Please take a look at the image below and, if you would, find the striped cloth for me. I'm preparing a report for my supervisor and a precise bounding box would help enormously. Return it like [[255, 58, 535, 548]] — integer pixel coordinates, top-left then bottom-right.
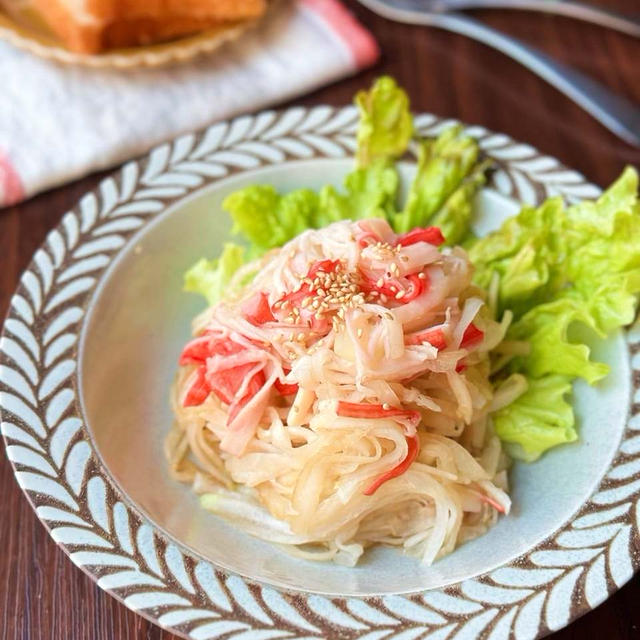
[[0, 0, 378, 206]]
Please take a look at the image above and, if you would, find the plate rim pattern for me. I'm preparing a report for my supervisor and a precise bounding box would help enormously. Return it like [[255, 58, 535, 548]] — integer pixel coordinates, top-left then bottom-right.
[[1, 105, 638, 640]]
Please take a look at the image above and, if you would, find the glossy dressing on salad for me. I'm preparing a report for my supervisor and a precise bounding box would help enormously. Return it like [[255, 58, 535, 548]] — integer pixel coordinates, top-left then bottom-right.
[[168, 219, 515, 565]]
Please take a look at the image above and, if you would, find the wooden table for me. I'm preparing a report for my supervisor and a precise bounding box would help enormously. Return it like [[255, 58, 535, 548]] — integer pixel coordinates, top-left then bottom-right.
[[1, 1, 639, 637]]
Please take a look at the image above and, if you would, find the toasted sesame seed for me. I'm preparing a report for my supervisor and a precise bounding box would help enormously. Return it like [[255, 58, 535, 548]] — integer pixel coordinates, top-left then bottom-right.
[[400, 255, 409, 262], [297, 332, 306, 341]]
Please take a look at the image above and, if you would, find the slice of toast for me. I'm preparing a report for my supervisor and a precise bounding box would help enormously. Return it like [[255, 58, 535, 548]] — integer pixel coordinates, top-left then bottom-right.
[[71, 0, 266, 21], [32, 0, 266, 54]]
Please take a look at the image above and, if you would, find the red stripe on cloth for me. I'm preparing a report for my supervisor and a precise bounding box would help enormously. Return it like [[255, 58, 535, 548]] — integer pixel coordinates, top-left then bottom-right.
[[0, 151, 24, 207], [301, 0, 380, 68]]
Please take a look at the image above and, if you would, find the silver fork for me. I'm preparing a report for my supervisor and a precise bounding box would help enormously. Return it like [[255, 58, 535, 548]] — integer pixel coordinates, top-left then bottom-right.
[[427, 0, 640, 37], [358, 0, 640, 146]]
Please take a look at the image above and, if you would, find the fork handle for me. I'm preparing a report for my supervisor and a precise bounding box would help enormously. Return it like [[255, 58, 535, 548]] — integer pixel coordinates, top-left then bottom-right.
[[438, 0, 640, 38], [442, 13, 640, 145], [364, 2, 640, 146]]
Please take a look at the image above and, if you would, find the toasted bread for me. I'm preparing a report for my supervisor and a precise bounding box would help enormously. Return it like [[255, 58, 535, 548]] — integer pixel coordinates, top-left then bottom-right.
[[32, 0, 266, 54], [73, 0, 266, 20]]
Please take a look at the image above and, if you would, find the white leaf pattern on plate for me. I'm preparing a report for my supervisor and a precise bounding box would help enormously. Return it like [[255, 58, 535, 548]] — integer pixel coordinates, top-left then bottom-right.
[[1, 107, 638, 640]]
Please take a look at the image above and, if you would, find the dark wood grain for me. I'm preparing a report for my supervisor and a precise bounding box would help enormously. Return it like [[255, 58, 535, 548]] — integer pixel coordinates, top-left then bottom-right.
[[1, 1, 640, 637]]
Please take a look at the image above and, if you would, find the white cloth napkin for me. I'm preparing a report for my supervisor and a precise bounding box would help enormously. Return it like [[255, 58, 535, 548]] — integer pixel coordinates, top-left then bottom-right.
[[0, 0, 378, 207]]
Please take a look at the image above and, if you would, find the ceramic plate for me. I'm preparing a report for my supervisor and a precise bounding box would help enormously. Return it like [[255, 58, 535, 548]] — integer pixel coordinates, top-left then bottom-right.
[[0, 4, 257, 69], [2, 106, 639, 640]]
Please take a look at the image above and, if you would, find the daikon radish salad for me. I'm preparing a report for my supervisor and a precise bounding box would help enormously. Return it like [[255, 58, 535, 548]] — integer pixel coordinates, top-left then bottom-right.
[[165, 77, 640, 566]]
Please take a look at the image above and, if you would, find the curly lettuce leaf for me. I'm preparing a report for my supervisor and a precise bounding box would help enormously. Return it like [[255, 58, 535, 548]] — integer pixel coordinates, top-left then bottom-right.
[[393, 126, 483, 235], [492, 375, 576, 462], [317, 159, 399, 226], [355, 76, 413, 167], [223, 186, 319, 254], [428, 160, 489, 246], [184, 242, 246, 305], [508, 299, 609, 384], [468, 196, 566, 313], [473, 167, 640, 460], [470, 167, 640, 327]]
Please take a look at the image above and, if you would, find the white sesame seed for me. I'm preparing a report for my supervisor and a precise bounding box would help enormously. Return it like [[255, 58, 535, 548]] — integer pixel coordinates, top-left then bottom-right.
[[380, 294, 388, 303], [418, 272, 427, 280], [395, 290, 405, 300], [376, 278, 385, 288], [382, 403, 391, 410], [357, 328, 363, 338], [390, 263, 399, 274]]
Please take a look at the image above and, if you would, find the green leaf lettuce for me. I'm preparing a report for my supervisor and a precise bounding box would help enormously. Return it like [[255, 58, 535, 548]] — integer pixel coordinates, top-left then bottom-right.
[[470, 166, 640, 459], [183, 242, 246, 305]]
